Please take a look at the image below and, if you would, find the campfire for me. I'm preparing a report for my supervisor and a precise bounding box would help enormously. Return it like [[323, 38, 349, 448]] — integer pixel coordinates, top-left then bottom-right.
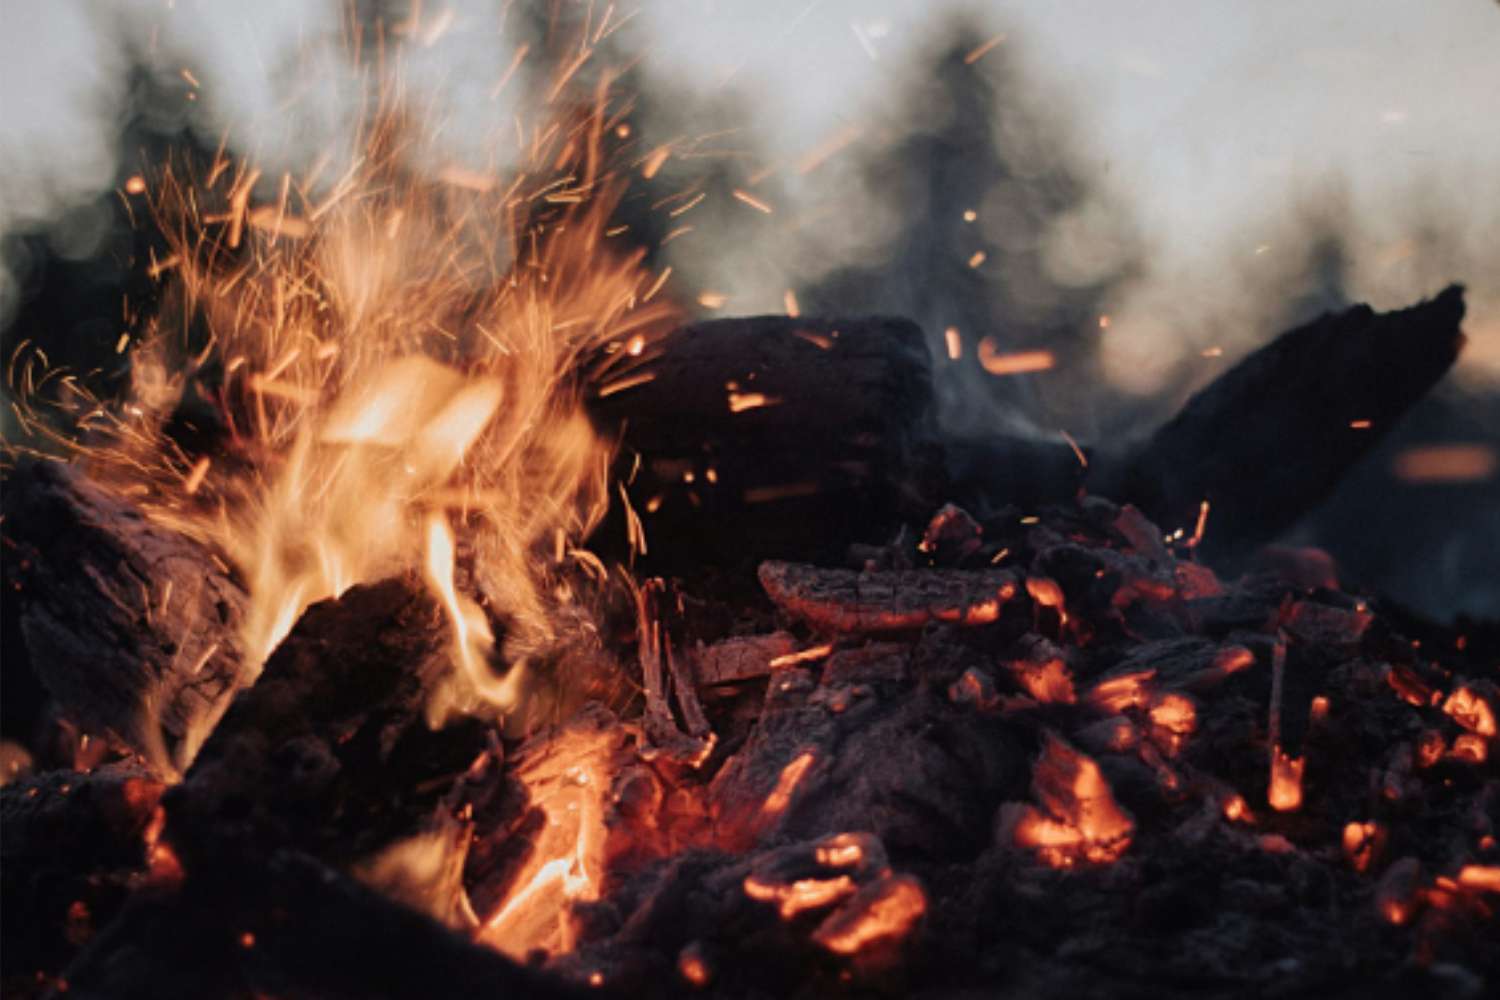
[[3, 10, 1497, 1000]]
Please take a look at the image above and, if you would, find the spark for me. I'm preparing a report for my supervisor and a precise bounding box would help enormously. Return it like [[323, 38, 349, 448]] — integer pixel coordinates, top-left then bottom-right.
[[944, 326, 962, 360], [976, 341, 1054, 376], [964, 34, 1007, 64], [732, 189, 774, 214], [783, 290, 800, 317]]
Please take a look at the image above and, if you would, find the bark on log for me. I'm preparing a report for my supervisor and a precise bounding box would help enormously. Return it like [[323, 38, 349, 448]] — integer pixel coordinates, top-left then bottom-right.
[[588, 315, 943, 570], [162, 576, 488, 872], [1, 460, 247, 769], [758, 560, 1020, 633], [1118, 285, 1467, 556]]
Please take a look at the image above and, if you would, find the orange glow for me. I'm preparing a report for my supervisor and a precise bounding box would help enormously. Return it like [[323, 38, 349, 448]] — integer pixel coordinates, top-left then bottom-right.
[[1342, 821, 1384, 873], [1385, 664, 1437, 707], [1457, 866, 1500, 893], [678, 943, 712, 987], [976, 342, 1055, 376], [963, 33, 1007, 64], [480, 724, 619, 959], [1267, 745, 1304, 813], [1088, 670, 1154, 713], [944, 326, 962, 360], [699, 291, 729, 309], [816, 833, 872, 870], [1222, 794, 1253, 824], [1148, 692, 1197, 755], [1416, 730, 1446, 768], [124, 175, 147, 195], [768, 644, 835, 669], [1012, 734, 1134, 867], [1309, 696, 1330, 724], [1392, 444, 1497, 483], [744, 874, 857, 920], [728, 391, 778, 413], [732, 189, 774, 214], [761, 752, 817, 822], [811, 876, 927, 955], [783, 290, 801, 317], [1442, 686, 1497, 737], [1008, 656, 1076, 705], [1449, 733, 1487, 764], [1025, 576, 1067, 625]]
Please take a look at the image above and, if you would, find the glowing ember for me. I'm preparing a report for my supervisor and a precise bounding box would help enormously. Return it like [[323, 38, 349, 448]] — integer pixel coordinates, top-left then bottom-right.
[[975, 342, 1055, 376], [760, 751, 817, 823], [677, 942, 713, 988], [1342, 821, 1385, 873], [1267, 745, 1305, 813], [1442, 686, 1497, 737], [745, 873, 858, 919], [1007, 654, 1076, 705], [810, 875, 927, 956], [1392, 444, 1497, 483], [1088, 670, 1154, 713], [479, 720, 621, 959], [1010, 733, 1134, 867], [1457, 866, 1500, 893]]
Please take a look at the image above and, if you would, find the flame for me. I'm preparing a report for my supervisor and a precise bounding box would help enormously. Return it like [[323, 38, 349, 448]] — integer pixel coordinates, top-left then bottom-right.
[[20, 33, 679, 741], [479, 722, 619, 959]]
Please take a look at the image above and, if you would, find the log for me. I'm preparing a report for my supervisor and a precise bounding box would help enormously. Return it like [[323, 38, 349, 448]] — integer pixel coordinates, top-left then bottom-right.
[[588, 315, 943, 570], [1118, 285, 1467, 556], [1, 460, 247, 771], [758, 561, 1020, 633], [60, 851, 585, 1000], [161, 576, 488, 872]]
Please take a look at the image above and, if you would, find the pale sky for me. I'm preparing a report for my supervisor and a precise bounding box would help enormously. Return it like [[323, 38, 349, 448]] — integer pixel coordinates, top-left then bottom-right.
[[3, 1, 1498, 387]]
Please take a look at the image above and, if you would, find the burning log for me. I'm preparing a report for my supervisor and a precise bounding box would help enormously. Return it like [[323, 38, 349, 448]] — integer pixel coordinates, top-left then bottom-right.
[[1, 460, 248, 771], [758, 560, 1020, 632], [590, 315, 942, 569], [1121, 284, 1467, 555]]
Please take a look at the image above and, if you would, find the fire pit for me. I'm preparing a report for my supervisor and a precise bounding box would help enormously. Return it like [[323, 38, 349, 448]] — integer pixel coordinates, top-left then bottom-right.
[[2, 8, 1497, 1000]]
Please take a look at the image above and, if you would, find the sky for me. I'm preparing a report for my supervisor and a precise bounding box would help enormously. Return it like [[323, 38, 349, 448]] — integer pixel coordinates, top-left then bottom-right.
[[2, 0, 1498, 389]]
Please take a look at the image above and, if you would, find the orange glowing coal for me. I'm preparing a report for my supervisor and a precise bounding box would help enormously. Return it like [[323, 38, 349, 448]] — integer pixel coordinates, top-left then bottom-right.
[[759, 751, 817, 824], [1442, 686, 1497, 737], [1267, 745, 1305, 813], [1342, 821, 1385, 873], [1007, 654, 1076, 705], [810, 875, 927, 956], [1087, 670, 1154, 714], [1010, 733, 1134, 867], [744, 873, 858, 920]]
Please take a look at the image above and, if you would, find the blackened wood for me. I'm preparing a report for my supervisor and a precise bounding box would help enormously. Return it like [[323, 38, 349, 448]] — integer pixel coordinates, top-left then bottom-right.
[[588, 315, 943, 570], [758, 560, 1020, 633], [1121, 285, 1466, 556], [60, 851, 585, 1000], [1, 459, 247, 768], [163, 577, 487, 873]]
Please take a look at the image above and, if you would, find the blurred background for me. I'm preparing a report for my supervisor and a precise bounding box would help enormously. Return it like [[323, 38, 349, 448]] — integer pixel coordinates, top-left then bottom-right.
[[2, 0, 1497, 619]]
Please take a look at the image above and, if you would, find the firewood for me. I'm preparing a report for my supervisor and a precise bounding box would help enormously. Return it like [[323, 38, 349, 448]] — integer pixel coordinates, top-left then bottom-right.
[[588, 315, 943, 569], [1, 460, 248, 770], [1120, 285, 1467, 555], [61, 851, 585, 1000], [758, 560, 1020, 632], [690, 632, 799, 686]]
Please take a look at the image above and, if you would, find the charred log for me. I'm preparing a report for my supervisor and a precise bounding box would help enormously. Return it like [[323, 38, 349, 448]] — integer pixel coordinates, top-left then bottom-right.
[[758, 560, 1020, 633], [1119, 284, 1467, 556], [1, 459, 248, 769], [588, 315, 943, 571]]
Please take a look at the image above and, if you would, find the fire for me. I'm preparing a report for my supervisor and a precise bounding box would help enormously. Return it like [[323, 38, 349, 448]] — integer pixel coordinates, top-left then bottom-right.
[[1010, 733, 1134, 867], [19, 31, 679, 753], [479, 720, 620, 959]]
